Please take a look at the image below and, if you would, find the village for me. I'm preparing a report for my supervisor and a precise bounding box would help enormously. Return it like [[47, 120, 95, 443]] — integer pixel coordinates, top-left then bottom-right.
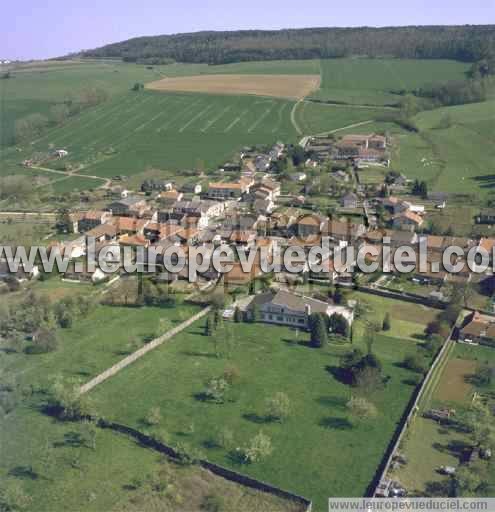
[[2, 127, 495, 507], [5, 129, 495, 341]]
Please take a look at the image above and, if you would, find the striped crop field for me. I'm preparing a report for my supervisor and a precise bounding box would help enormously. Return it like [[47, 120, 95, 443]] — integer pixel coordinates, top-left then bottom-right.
[[27, 91, 297, 178]]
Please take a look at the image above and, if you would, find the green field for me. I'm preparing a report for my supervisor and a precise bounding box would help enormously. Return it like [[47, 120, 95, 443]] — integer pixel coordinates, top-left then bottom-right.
[[0, 297, 209, 511], [295, 100, 391, 135], [393, 100, 495, 198], [311, 58, 469, 106], [395, 343, 495, 496], [89, 294, 434, 510], [0, 59, 318, 148], [7, 90, 296, 178]]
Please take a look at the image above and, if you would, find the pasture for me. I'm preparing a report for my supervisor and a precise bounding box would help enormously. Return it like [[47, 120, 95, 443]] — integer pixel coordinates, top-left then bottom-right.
[[294, 100, 392, 135], [311, 58, 469, 106], [18, 91, 297, 177], [394, 100, 495, 198], [90, 294, 434, 509]]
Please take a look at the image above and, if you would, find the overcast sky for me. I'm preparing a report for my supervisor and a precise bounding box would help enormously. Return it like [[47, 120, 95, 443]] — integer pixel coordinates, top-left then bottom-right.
[[2, 0, 494, 60]]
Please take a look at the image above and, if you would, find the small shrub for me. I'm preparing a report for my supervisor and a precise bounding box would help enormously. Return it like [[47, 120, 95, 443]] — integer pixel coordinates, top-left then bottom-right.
[[145, 406, 161, 426], [202, 494, 224, 512], [238, 431, 273, 464], [403, 353, 428, 374], [265, 392, 291, 422], [223, 365, 240, 385]]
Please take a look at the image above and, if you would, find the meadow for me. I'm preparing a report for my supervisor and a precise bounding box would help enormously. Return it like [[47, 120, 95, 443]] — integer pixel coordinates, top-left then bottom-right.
[[89, 293, 433, 510], [294, 100, 392, 135], [394, 100, 495, 198], [311, 58, 469, 106]]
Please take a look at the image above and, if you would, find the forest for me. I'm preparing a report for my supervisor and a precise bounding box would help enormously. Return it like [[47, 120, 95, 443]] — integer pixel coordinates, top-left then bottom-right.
[[79, 26, 495, 66]]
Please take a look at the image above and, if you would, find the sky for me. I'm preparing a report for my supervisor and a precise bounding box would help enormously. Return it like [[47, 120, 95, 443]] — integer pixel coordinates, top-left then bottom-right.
[[2, 0, 494, 60]]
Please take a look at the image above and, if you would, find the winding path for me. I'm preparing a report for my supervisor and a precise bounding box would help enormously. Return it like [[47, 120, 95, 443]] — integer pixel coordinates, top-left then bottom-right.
[[290, 99, 303, 135], [26, 165, 111, 189]]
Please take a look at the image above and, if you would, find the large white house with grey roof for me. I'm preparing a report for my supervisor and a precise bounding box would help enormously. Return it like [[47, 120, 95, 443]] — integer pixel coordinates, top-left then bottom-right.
[[249, 289, 353, 330]]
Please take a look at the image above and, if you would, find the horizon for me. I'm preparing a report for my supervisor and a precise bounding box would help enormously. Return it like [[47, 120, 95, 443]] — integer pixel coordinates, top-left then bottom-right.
[[2, 0, 493, 61]]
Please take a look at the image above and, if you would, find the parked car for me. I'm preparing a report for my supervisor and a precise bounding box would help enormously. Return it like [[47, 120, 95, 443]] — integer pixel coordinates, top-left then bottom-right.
[[438, 465, 456, 475]]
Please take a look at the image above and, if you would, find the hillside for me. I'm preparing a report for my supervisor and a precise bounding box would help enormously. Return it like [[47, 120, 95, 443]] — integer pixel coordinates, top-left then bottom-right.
[[79, 25, 495, 65]]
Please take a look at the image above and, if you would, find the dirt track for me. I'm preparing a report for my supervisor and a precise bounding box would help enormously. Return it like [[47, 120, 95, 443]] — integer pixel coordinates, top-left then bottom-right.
[[146, 74, 320, 100]]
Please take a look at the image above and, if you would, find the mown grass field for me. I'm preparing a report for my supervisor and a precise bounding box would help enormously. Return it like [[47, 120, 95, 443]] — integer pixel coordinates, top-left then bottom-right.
[[89, 294, 434, 510], [0, 297, 231, 512], [311, 58, 469, 106]]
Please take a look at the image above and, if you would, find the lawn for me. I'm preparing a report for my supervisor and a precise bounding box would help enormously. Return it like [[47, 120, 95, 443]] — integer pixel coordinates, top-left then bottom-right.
[[0, 394, 296, 512], [0, 299, 213, 511], [48, 175, 105, 193], [90, 307, 430, 510], [0, 219, 54, 245]]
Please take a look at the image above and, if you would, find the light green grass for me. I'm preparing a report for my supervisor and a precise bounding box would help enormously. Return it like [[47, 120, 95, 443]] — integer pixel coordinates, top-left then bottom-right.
[[48, 175, 104, 193], [0, 59, 318, 148], [393, 102, 495, 198], [90, 314, 428, 509], [395, 343, 495, 496], [312, 58, 469, 106], [8, 91, 296, 179], [0, 300, 207, 511], [295, 101, 391, 135]]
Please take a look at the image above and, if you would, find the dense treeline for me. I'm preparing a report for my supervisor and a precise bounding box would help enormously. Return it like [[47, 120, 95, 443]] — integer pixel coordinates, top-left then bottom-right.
[[415, 78, 487, 106], [80, 26, 495, 65]]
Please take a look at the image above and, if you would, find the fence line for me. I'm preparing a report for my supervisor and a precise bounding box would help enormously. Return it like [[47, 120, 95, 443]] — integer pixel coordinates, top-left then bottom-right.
[[98, 419, 312, 511], [370, 325, 456, 496], [79, 306, 211, 395]]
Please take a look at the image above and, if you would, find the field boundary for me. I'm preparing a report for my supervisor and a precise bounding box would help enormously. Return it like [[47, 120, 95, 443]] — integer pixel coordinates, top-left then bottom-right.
[[97, 418, 312, 511], [79, 306, 211, 394], [370, 327, 456, 496]]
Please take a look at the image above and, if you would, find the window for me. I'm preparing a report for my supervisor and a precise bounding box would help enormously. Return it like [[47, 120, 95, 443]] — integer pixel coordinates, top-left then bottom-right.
[[298, 319, 305, 324], [277, 316, 283, 321]]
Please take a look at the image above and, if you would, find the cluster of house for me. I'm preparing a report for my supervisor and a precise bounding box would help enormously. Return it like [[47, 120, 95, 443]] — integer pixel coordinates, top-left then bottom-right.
[[216, 142, 285, 176], [305, 133, 390, 167], [37, 174, 485, 296], [459, 311, 495, 346], [379, 195, 426, 232]]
